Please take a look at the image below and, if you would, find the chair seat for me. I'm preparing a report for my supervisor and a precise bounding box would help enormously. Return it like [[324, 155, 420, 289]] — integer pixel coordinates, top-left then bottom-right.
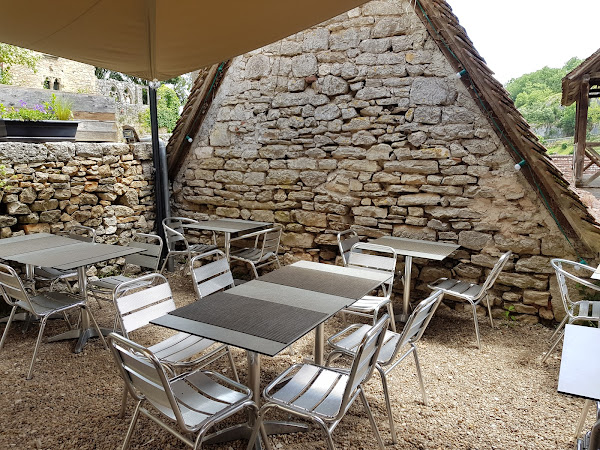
[[149, 332, 221, 365], [428, 278, 482, 301], [17, 291, 85, 317], [230, 247, 274, 262], [189, 243, 217, 253], [329, 324, 401, 365], [34, 267, 77, 281], [90, 275, 134, 291], [268, 363, 349, 420], [345, 295, 390, 313]]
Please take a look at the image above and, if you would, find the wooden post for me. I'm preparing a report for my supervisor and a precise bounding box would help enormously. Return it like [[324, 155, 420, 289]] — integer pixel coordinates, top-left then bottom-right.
[[574, 75, 590, 186]]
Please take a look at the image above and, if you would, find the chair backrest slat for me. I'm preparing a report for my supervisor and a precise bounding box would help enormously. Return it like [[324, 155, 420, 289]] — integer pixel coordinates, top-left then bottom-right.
[[478, 251, 512, 296], [0, 264, 31, 306], [163, 217, 197, 251], [347, 252, 396, 272], [190, 250, 235, 299], [393, 290, 444, 355], [125, 234, 163, 270], [337, 230, 360, 267]]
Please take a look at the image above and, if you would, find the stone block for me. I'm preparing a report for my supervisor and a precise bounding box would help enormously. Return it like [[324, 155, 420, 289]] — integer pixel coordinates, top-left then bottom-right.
[[397, 193, 440, 206], [6, 202, 30, 214], [497, 272, 547, 290], [245, 54, 271, 79], [22, 223, 50, 233], [0, 215, 17, 227], [352, 206, 387, 219], [39, 210, 61, 223], [409, 78, 457, 106], [281, 232, 315, 248], [294, 210, 327, 227], [384, 160, 438, 174], [458, 230, 492, 251], [303, 28, 330, 51], [523, 290, 550, 307], [300, 171, 327, 187]]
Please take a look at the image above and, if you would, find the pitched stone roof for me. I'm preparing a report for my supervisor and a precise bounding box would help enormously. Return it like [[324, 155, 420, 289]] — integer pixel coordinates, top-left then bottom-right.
[[561, 47, 600, 106], [168, 0, 600, 256]]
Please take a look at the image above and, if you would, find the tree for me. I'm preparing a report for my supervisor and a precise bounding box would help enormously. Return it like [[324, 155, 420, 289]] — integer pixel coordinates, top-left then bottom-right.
[[141, 84, 181, 132], [0, 43, 40, 84]]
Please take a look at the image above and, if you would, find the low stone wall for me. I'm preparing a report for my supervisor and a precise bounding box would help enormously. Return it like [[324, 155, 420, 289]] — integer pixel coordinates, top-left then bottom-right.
[[0, 142, 155, 275]]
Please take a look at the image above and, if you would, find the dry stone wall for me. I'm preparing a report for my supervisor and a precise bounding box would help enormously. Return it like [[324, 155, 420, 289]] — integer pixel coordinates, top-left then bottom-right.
[[0, 142, 155, 276], [171, 0, 577, 322]]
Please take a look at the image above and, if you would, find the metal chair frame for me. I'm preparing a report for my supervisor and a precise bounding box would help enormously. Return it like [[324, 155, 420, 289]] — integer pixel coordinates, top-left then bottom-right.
[[190, 249, 236, 299], [229, 225, 282, 278], [160, 217, 216, 273], [0, 262, 106, 379], [113, 273, 239, 418], [341, 242, 398, 333], [34, 224, 97, 292], [88, 233, 163, 301], [108, 333, 265, 450], [247, 315, 390, 450], [428, 251, 512, 349], [336, 229, 360, 267], [327, 290, 444, 443], [541, 259, 600, 363]]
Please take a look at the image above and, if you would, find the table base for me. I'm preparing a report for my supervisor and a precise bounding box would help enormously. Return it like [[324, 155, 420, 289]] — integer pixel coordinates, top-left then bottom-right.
[[47, 326, 113, 353], [204, 421, 308, 448]]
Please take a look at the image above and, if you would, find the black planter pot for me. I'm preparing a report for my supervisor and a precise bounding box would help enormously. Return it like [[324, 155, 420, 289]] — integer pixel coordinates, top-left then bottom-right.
[[0, 119, 78, 142]]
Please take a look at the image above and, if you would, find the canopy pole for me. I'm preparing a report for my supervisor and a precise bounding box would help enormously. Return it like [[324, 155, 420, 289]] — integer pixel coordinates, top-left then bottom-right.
[[149, 83, 169, 250]]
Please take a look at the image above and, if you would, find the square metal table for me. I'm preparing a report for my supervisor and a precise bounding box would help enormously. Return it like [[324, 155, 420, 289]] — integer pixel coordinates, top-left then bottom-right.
[[151, 260, 390, 446], [370, 236, 459, 321], [0, 232, 142, 352], [183, 218, 272, 259]]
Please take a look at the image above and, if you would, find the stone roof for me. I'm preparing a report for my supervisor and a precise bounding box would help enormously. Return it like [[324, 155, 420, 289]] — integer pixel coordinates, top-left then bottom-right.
[[168, 0, 600, 256], [562, 47, 600, 106]]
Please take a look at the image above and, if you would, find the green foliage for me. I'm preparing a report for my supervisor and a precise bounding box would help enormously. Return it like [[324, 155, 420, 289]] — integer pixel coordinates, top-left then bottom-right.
[[0, 165, 7, 191], [504, 304, 516, 321], [142, 84, 181, 132], [0, 94, 73, 121], [506, 58, 600, 137], [0, 43, 40, 84]]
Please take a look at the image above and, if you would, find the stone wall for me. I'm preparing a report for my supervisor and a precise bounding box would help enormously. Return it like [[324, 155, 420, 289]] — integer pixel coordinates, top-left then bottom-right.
[[0, 142, 155, 276], [170, 0, 579, 323]]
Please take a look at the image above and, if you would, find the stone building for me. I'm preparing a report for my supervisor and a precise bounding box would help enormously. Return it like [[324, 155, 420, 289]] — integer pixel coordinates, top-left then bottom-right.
[[166, 0, 600, 323]]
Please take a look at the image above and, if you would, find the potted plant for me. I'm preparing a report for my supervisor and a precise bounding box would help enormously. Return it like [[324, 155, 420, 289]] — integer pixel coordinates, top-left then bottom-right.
[[0, 94, 78, 142]]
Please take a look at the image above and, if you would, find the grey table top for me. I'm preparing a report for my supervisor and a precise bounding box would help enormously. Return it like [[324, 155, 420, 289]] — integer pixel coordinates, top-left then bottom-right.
[[0, 233, 141, 270], [152, 262, 386, 357], [558, 324, 600, 401], [370, 236, 459, 260], [183, 218, 272, 238]]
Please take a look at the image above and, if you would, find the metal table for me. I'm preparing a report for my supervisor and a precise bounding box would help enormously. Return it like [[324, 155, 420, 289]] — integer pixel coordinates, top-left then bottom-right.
[[370, 236, 459, 322], [0, 232, 142, 352], [151, 260, 390, 447], [558, 324, 600, 443], [183, 218, 271, 259]]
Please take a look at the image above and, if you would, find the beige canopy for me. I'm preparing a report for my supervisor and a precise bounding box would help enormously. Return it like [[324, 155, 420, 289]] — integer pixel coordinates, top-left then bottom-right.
[[1, 0, 367, 81]]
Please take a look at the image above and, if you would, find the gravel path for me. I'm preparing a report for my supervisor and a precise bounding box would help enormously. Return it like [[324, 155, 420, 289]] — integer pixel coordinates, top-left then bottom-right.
[[0, 274, 590, 449]]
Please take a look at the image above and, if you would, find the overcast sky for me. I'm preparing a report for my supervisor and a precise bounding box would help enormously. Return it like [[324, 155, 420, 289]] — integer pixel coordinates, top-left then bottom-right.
[[447, 0, 599, 84]]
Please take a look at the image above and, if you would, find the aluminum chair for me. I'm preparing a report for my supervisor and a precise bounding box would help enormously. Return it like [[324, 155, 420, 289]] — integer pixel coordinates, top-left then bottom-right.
[[336, 229, 360, 267], [160, 217, 216, 273], [34, 224, 97, 292], [341, 242, 398, 332], [190, 249, 236, 299], [428, 251, 512, 349], [108, 333, 265, 450], [113, 273, 239, 418], [0, 262, 106, 379], [247, 314, 390, 450], [541, 259, 600, 363], [229, 225, 282, 278], [327, 290, 444, 443], [88, 233, 163, 301]]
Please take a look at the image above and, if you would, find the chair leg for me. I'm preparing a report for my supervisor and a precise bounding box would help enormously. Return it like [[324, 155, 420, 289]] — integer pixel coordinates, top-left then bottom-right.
[[159, 253, 170, 274], [576, 399, 594, 438], [485, 294, 494, 329], [121, 400, 142, 450], [359, 388, 385, 450], [0, 306, 17, 350], [246, 406, 271, 450], [84, 305, 108, 349], [225, 347, 240, 383], [471, 302, 481, 349], [378, 366, 397, 444], [27, 316, 49, 380], [311, 415, 336, 450], [549, 315, 569, 343], [119, 386, 129, 419], [412, 346, 428, 406], [541, 328, 565, 363], [386, 302, 397, 333], [249, 262, 259, 279]]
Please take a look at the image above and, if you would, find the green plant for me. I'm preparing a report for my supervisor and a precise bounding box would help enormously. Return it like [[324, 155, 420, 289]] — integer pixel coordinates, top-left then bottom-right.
[[0, 165, 7, 191], [0, 43, 40, 85], [0, 94, 73, 121], [141, 84, 181, 132], [504, 304, 516, 321]]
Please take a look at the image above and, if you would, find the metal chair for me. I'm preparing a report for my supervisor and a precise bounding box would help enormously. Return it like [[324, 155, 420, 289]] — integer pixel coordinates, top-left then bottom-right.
[[0, 262, 106, 379], [113, 273, 240, 418], [336, 229, 360, 267], [541, 259, 600, 363], [34, 224, 97, 292], [327, 290, 444, 443], [428, 251, 512, 349], [229, 225, 282, 278], [160, 217, 217, 273], [108, 333, 265, 450], [341, 242, 398, 332], [247, 314, 390, 450], [88, 233, 163, 302], [190, 249, 236, 299]]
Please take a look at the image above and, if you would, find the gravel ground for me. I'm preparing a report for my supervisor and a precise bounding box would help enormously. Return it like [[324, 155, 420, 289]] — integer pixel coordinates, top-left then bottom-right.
[[0, 273, 590, 450]]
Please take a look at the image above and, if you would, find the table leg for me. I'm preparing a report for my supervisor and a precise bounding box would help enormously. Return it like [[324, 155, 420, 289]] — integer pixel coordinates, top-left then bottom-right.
[[225, 232, 231, 260], [47, 265, 112, 353], [314, 323, 324, 365], [203, 351, 307, 448], [396, 255, 412, 323]]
